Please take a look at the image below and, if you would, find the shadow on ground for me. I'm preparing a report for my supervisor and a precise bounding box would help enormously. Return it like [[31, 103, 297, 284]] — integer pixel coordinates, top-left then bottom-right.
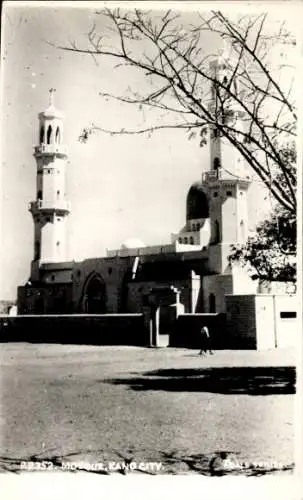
[[106, 366, 296, 395]]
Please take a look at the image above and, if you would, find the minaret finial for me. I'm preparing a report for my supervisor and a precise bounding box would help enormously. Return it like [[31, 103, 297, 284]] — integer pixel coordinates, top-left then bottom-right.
[[49, 88, 56, 106]]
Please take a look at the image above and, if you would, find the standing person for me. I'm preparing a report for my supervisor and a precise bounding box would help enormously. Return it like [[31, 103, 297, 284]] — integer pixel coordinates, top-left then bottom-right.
[[199, 325, 214, 355], [199, 325, 209, 356]]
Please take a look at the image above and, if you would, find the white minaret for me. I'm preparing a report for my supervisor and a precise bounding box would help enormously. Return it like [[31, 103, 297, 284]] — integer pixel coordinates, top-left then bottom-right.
[[203, 52, 252, 273], [29, 89, 70, 266]]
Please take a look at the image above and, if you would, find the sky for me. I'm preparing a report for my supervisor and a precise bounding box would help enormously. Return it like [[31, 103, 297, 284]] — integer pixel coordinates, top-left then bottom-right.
[[0, 1, 297, 300]]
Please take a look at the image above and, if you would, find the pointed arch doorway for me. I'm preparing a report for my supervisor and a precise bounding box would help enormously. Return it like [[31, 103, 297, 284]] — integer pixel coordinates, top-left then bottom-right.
[[82, 273, 106, 313]]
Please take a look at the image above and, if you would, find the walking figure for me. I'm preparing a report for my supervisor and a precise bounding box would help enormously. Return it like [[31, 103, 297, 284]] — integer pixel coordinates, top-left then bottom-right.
[[199, 325, 214, 356]]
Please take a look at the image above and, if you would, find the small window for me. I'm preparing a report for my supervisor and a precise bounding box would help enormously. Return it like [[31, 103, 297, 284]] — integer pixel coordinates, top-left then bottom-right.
[[184, 237, 188, 244], [178, 238, 182, 243], [196, 223, 200, 231], [51, 275, 55, 282], [223, 76, 228, 85], [190, 236, 194, 244], [108, 267, 113, 275], [213, 157, 220, 170], [37, 190, 42, 200], [280, 312, 296, 319], [213, 128, 218, 138], [213, 192, 218, 198], [40, 126, 44, 144], [226, 190, 232, 196], [56, 241, 60, 246], [47, 169, 51, 174], [55, 126, 61, 144], [57, 217, 61, 222], [46, 125, 52, 144], [57, 190, 60, 196], [240, 191, 243, 196]]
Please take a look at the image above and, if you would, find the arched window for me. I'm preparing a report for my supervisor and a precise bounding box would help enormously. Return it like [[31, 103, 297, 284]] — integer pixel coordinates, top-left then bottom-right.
[[209, 293, 216, 313], [55, 126, 61, 143], [214, 157, 220, 170], [190, 236, 194, 245], [46, 125, 52, 144], [40, 126, 44, 144]]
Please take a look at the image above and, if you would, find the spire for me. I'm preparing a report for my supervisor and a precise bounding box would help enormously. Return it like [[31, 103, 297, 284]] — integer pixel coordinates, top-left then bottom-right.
[[39, 88, 63, 119], [49, 88, 56, 107]]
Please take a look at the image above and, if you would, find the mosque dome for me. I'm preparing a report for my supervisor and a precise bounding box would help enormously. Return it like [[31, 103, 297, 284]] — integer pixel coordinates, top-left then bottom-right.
[[186, 182, 209, 221], [39, 104, 64, 120], [38, 89, 64, 120], [121, 238, 146, 250]]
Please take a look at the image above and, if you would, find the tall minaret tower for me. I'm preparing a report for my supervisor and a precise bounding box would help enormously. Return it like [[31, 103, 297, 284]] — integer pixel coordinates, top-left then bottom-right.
[[29, 89, 70, 271], [203, 51, 252, 273]]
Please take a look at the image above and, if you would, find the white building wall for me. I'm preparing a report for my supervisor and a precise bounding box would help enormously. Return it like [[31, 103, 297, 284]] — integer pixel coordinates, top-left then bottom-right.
[[255, 295, 276, 349], [274, 295, 298, 348], [203, 274, 233, 313], [41, 220, 55, 262], [220, 188, 238, 243], [232, 263, 258, 294]]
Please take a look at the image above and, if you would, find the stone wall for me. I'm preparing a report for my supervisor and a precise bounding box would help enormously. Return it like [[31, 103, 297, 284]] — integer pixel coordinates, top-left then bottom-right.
[[17, 284, 73, 315], [72, 257, 132, 313], [0, 314, 148, 346], [225, 295, 257, 349], [226, 294, 297, 349]]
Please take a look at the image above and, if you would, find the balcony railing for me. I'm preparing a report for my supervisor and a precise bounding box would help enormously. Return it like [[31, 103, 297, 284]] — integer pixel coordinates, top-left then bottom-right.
[[34, 144, 68, 156], [202, 168, 251, 183], [202, 170, 220, 182], [29, 200, 71, 213]]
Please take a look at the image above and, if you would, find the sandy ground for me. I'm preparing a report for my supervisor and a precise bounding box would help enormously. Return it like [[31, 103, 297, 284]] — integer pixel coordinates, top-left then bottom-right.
[[0, 344, 296, 476]]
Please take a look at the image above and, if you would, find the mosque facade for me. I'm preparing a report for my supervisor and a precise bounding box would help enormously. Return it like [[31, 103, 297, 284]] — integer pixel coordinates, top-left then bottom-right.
[[17, 57, 271, 321]]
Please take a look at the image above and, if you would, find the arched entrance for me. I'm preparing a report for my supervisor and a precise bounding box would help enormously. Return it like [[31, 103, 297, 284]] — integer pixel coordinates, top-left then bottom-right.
[[147, 286, 183, 347], [82, 273, 106, 313]]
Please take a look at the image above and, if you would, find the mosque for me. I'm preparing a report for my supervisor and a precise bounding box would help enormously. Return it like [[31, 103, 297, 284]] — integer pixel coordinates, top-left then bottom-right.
[[16, 56, 297, 349]]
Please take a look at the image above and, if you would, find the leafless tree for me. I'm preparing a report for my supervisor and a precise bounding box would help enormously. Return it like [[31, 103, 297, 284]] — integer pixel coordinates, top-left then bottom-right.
[[57, 8, 297, 214]]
